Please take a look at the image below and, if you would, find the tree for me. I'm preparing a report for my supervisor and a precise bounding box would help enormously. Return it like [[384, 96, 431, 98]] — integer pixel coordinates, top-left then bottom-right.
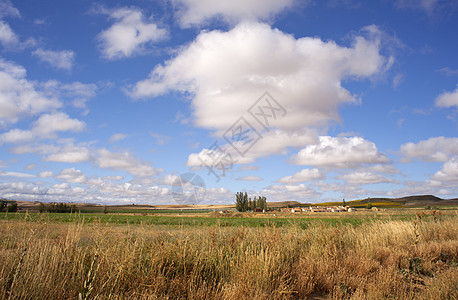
[[235, 192, 245, 212], [7, 202, 17, 212], [243, 192, 248, 212], [235, 193, 267, 212], [342, 198, 346, 207], [262, 196, 267, 210]]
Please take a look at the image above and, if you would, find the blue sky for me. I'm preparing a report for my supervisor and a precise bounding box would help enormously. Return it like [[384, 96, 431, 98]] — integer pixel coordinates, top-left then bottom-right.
[[0, 0, 457, 205]]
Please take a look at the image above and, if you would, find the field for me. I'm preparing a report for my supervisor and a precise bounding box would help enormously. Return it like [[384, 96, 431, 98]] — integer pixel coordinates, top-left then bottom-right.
[[0, 208, 457, 299]]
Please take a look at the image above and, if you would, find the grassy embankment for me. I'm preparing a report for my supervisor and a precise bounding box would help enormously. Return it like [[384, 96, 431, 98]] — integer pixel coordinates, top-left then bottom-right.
[[0, 209, 457, 299]]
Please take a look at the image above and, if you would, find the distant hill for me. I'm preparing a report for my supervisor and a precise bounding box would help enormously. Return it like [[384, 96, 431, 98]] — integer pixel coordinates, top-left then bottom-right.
[[315, 195, 458, 208], [3, 195, 457, 212], [267, 201, 310, 208]]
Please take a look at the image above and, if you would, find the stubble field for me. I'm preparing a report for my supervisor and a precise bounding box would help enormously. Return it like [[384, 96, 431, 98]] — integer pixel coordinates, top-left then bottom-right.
[[0, 209, 457, 299]]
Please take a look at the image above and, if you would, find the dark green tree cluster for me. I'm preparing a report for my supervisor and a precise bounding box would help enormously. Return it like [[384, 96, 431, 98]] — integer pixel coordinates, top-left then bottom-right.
[[38, 202, 76, 213], [0, 201, 18, 212], [235, 193, 267, 212], [235, 192, 248, 212]]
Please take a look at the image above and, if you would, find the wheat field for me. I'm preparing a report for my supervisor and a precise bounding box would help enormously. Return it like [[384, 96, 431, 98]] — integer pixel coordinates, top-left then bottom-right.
[[0, 214, 457, 299]]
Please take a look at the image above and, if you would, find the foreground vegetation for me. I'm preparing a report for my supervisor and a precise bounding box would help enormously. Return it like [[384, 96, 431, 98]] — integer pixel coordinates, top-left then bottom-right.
[[0, 210, 457, 299]]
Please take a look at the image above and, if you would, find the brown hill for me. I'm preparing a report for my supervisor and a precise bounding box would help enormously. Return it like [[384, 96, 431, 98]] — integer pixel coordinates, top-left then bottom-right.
[[351, 195, 457, 207]]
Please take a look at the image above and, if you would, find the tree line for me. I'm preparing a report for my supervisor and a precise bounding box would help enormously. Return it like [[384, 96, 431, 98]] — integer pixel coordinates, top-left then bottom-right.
[[39, 202, 77, 213], [0, 201, 18, 212], [235, 192, 267, 212]]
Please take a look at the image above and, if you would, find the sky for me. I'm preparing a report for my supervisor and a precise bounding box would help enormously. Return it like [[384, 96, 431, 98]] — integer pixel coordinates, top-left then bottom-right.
[[0, 0, 457, 205]]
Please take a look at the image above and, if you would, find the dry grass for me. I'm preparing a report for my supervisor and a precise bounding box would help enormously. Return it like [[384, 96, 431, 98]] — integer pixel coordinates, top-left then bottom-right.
[[0, 217, 457, 299]]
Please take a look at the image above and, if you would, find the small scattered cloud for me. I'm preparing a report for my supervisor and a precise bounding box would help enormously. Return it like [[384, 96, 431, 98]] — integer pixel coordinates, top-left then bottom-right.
[[431, 157, 458, 182], [0, 58, 62, 127], [109, 133, 128, 143], [291, 136, 390, 168], [96, 7, 168, 60], [0, 20, 19, 47], [237, 165, 260, 171], [38, 170, 54, 178], [392, 73, 404, 88], [150, 132, 170, 145], [276, 168, 324, 183], [0, 112, 85, 144], [437, 67, 458, 76], [435, 85, 458, 108], [393, 0, 458, 16], [56, 168, 87, 183], [0, 171, 35, 178], [0, 1, 20, 48], [32, 48, 75, 70], [0, 1, 20, 19], [338, 171, 393, 185], [236, 175, 263, 181], [41, 80, 98, 112], [94, 148, 161, 178], [24, 163, 36, 170], [400, 136, 458, 162]]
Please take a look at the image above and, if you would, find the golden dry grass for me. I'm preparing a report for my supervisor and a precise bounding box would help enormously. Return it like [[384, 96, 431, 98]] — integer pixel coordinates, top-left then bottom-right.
[[0, 217, 456, 299]]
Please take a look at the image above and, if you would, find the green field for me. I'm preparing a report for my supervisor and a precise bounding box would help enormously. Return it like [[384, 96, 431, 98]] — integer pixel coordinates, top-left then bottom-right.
[[1, 208, 455, 228]]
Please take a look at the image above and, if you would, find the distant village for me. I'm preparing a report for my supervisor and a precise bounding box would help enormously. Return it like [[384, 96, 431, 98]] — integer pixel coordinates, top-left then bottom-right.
[[218, 205, 382, 214], [279, 206, 358, 213]]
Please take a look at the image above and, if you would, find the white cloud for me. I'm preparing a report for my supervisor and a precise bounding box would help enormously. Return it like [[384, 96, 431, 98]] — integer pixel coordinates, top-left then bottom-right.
[[32, 112, 85, 138], [187, 129, 318, 167], [400, 136, 458, 162], [0, 20, 19, 47], [41, 80, 97, 111], [262, 183, 320, 202], [109, 133, 128, 143], [1, 112, 86, 144], [97, 7, 168, 59], [438, 67, 458, 76], [367, 164, 400, 174], [24, 163, 35, 170], [291, 136, 390, 168], [0, 128, 34, 143], [10, 141, 91, 164], [56, 168, 87, 183], [9, 139, 160, 179], [150, 132, 170, 145], [0, 171, 35, 178], [0, 1, 20, 47], [393, 0, 457, 15], [431, 157, 458, 182], [338, 171, 393, 185], [172, 0, 299, 27], [32, 48, 75, 71], [130, 22, 389, 137], [38, 170, 53, 178], [236, 175, 262, 181], [45, 144, 91, 163], [0, 1, 20, 19], [161, 174, 180, 186], [0, 59, 62, 126], [435, 85, 458, 108], [276, 168, 324, 183], [238, 165, 260, 171], [95, 148, 161, 177]]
